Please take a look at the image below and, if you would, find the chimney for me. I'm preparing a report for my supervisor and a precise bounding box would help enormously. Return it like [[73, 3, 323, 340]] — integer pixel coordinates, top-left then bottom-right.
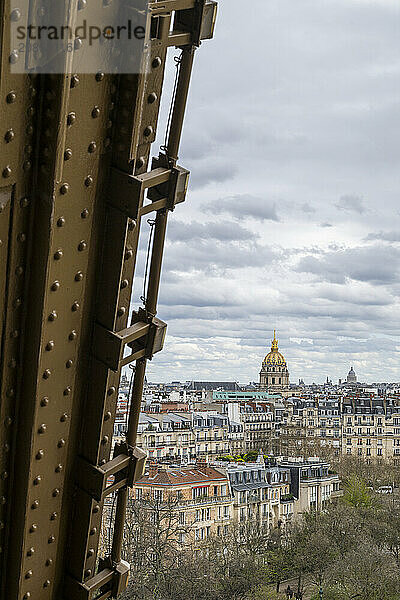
[[196, 456, 208, 468], [148, 461, 158, 479]]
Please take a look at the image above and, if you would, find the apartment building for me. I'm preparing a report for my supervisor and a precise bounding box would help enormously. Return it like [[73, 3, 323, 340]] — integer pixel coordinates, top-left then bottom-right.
[[277, 458, 342, 516], [119, 411, 240, 462], [219, 456, 294, 528], [342, 396, 400, 462], [132, 461, 233, 543]]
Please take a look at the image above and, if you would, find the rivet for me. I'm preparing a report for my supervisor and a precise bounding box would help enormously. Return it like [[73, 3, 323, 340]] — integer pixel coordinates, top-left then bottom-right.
[[87, 548, 95, 557], [51, 281, 60, 292], [81, 208, 89, 218], [117, 307, 126, 317], [104, 411, 112, 421], [60, 183, 69, 195], [52, 489, 60, 497], [5, 129, 15, 143], [3, 443, 9, 452], [88, 141, 97, 153], [101, 436, 109, 445], [67, 112, 76, 126], [38, 424, 47, 434], [10, 330, 19, 338], [71, 75, 80, 88], [36, 450, 44, 460], [152, 56, 162, 69], [108, 387, 116, 396], [2, 166, 12, 178], [0, 496, 6, 505], [50, 512, 58, 520], [121, 279, 129, 289], [15, 266, 24, 275], [72, 301, 80, 312], [48, 311, 58, 321], [41, 397, 49, 407], [57, 439, 66, 448], [0, 203, 5, 213], [25, 570, 33, 579], [46, 559, 53, 567], [54, 249, 63, 261], [69, 330, 77, 341], [78, 240, 87, 251], [92, 505, 100, 514], [78, 0, 87, 9], [63, 387, 72, 396], [33, 476, 41, 485], [9, 50, 19, 64], [13, 297, 22, 308], [48, 536, 55, 544], [64, 148, 72, 161], [85, 569, 92, 577], [92, 107, 100, 118], [128, 219, 136, 232], [43, 369, 51, 379], [4, 417, 12, 426], [27, 106, 35, 117], [66, 360, 73, 369], [1, 472, 8, 480], [84, 176, 93, 187], [44, 580, 51, 588], [26, 124, 34, 135], [25, 144, 33, 155], [6, 91, 16, 104], [60, 413, 69, 422], [0, 522, 3, 530], [55, 464, 63, 473], [23, 160, 32, 171], [18, 233, 26, 242], [57, 217, 66, 227], [95, 72, 104, 82], [27, 547, 35, 556], [125, 249, 133, 260], [23, 594, 31, 600], [75, 271, 83, 282], [100, 459, 106, 465], [11, 9, 21, 22], [30, 524, 38, 533], [90, 527, 97, 536], [46, 341, 55, 351], [74, 37, 83, 50], [148, 92, 157, 104], [6, 389, 15, 398], [144, 126, 153, 137]]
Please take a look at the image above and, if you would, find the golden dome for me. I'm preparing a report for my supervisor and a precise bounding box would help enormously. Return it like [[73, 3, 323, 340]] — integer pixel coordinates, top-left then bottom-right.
[[263, 331, 287, 366]]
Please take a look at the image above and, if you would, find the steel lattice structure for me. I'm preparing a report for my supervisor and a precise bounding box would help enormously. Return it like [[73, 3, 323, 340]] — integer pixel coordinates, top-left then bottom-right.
[[0, 1, 216, 598]]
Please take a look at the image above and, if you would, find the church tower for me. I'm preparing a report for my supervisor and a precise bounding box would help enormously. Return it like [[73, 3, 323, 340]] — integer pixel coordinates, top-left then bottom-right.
[[259, 331, 290, 393]]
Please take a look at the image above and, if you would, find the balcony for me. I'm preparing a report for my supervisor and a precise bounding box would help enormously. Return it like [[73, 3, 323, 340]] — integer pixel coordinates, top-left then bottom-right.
[[180, 495, 233, 507]]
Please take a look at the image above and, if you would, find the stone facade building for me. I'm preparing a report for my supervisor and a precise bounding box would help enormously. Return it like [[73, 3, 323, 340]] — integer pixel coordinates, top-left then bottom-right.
[[259, 331, 290, 394]]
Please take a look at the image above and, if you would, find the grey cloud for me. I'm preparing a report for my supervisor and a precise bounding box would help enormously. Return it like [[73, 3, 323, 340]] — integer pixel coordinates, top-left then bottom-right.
[[203, 194, 280, 222], [295, 245, 400, 285], [189, 162, 237, 189], [320, 223, 333, 228], [167, 220, 256, 243], [365, 231, 400, 243], [301, 203, 316, 214], [335, 195, 366, 214]]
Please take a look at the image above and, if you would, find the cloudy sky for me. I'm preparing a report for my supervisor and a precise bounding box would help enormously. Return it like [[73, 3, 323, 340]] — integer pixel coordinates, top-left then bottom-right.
[[141, 0, 400, 385]]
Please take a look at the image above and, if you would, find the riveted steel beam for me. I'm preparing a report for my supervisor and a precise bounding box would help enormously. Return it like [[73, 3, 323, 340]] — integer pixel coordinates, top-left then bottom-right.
[[0, 0, 217, 598]]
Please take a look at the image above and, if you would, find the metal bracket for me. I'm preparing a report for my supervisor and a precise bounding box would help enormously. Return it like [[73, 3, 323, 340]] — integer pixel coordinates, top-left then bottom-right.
[[65, 561, 130, 600], [107, 161, 189, 219], [93, 314, 167, 372], [75, 445, 146, 502]]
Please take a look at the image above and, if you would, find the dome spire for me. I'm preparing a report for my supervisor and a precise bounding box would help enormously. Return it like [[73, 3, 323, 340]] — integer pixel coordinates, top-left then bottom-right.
[[271, 330, 279, 351]]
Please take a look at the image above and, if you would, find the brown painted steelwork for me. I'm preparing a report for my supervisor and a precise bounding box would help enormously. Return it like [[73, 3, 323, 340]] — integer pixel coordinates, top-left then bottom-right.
[[0, 0, 217, 598]]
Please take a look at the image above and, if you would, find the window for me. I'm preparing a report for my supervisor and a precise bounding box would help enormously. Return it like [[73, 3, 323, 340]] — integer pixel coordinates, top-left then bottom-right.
[[154, 489, 163, 501], [136, 488, 142, 500], [192, 486, 208, 499], [179, 512, 185, 525], [377, 448, 382, 456]]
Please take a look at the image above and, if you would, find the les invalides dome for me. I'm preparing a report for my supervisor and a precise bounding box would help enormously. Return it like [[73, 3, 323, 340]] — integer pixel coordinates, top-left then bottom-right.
[[259, 331, 290, 393]]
